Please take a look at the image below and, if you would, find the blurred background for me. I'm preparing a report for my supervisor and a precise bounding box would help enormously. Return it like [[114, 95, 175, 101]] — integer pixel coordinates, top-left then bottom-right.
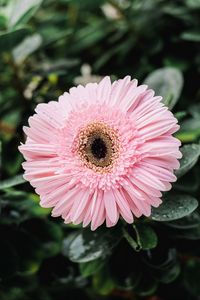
[[1, 0, 200, 299]]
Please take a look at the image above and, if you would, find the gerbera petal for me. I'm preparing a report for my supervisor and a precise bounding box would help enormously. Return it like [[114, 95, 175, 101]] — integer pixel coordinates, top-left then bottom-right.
[[132, 166, 167, 191], [97, 76, 112, 104], [121, 84, 148, 112], [51, 188, 79, 217], [91, 190, 105, 231], [113, 188, 133, 223], [70, 189, 91, 223], [110, 76, 132, 106], [104, 189, 119, 224]]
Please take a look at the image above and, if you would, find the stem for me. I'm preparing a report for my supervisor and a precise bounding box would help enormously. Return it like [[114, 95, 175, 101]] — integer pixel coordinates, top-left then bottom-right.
[[133, 224, 142, 250], [122, 227, 139, 251]]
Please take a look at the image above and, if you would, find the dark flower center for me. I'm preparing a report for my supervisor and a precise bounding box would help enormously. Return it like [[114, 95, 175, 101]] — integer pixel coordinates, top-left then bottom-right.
[[77, 122, 120, 172], [91, 137, 107, 159]]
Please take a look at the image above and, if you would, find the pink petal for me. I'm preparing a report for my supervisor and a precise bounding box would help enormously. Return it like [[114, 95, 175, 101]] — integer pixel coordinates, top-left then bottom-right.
[[104, 189, 119, 224]]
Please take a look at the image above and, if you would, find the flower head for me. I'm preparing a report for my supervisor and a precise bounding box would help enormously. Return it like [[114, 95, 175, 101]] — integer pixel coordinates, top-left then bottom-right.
[[19, 76, 181, 230]]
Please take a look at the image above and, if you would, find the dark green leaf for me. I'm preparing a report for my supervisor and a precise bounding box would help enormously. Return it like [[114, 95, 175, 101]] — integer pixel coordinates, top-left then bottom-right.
[[165, 211, 200, 229], [174, 111, 187, 121], [174, 167, 199, 193], [0, 174, 25, 190], [79, 258, 105, 277], [40, 27, 72, 47], [93, 266, 115, 296], [175, 144, 200, 178], [62, 228, 120, 263], [176, 118, 200, 142], [189, 104, 200, 119], [180, 118, 200, 131], [135, 224, 158, 250], [184, 259, 200, 296], [157, 263, 181, 283], [134, 275, 158, 297], [144, 67, 183, 110], [151, 194, 198, 221], [0, 14, 7, 29], [142, 248, 180, 283], [0, 28, 30, 52], [0, 191, 50, 224], [174, 226, 200, 240]]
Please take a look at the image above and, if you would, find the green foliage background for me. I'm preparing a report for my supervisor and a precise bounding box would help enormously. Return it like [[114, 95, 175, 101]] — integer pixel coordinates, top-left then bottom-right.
[[1, 0, 200, 299]]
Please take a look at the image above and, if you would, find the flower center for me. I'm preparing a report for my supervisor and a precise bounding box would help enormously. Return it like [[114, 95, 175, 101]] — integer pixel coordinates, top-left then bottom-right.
[[84, 131, 113, 167], [76, 122, 119, 172], [91, 137, 107, 159]]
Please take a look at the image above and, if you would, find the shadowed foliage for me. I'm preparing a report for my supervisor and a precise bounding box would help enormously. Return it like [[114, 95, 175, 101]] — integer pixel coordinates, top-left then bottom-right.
[[1, 0, 200, 299]]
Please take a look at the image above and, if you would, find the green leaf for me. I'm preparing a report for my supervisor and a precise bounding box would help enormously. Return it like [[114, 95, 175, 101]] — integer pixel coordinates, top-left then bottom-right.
[[0, 14, 7, 29], [0, 28, 30, 52], [186, 0, 200, 8], [39, 26, 72, 47], [174, 111, 187, 121], [62, 228, 120, 263], [29, 194, 51, 218], [0, 174, 25, 190], [6, 0, 43, 28], [123, 225, 157, 251], [189, 103, 200, 119], [165, 211, 200, 230], [151, 194, 198, 222], [158, 263, 181, 284], [180, 117, 200, 131], [175, 144, 200, 178], [79, 258, 105, 277], [109, 240, 142, 290], [72, 21, 110, 52], [93, 266, 115, 296], [175, 131, 200, 143], [144, 67, 183, 110], [184, 259, 200, 296], [168, 212, 200, 240], [174, 167, 199, 193], [176, 118, 200, 142], [12, 33, 42, 64], [173, 225, 200, 240], [181, 31, 200, 42], [135, 224, 158, 250], [143, 248, 180, 284], [134, 276, 158, 297], [0, 191, 50, 224]]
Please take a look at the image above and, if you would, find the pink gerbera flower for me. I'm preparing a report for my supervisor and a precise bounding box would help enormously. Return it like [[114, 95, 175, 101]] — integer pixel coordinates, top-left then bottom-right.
[[19, 76, 181, 230]]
